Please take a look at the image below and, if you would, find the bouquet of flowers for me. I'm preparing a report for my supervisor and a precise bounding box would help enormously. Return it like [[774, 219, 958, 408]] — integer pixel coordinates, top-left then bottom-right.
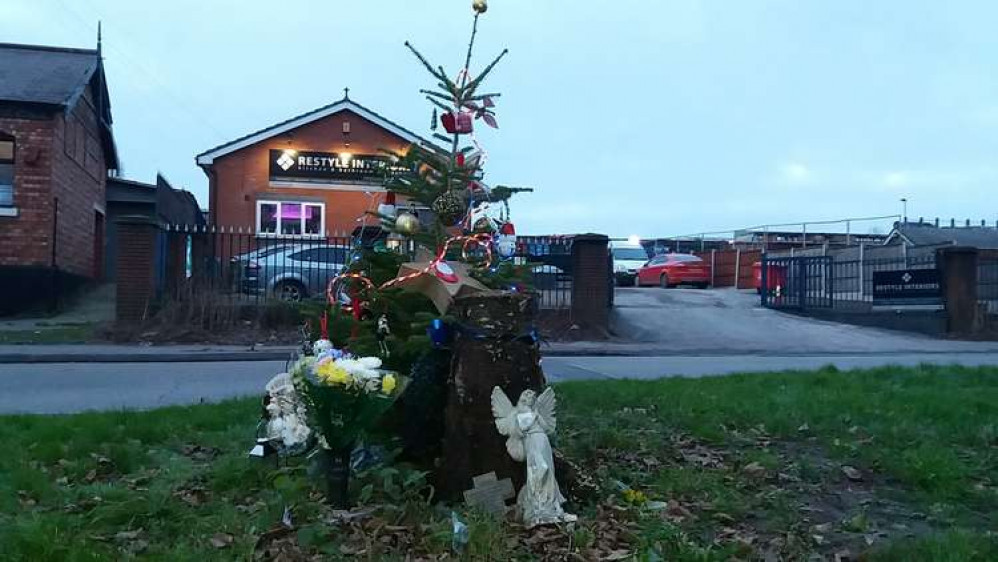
[[289, 343, 407, 505]]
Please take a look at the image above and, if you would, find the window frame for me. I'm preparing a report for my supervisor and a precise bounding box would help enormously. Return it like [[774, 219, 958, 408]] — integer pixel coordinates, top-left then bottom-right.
[[0, 134, 15, 208], [255, 200, 325, 238]]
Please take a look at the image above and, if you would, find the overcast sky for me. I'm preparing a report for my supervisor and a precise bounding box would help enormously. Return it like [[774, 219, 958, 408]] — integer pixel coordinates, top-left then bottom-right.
[[3, 0, 997, 237]]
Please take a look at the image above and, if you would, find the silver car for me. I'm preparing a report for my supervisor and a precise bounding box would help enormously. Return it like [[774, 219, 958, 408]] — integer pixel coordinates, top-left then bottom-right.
[[234, 244, 350, 301]]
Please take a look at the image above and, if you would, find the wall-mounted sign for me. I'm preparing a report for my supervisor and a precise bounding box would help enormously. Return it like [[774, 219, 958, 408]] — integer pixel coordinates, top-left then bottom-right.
[[269, 149, 408, 183], [872, 269, 942, 306]]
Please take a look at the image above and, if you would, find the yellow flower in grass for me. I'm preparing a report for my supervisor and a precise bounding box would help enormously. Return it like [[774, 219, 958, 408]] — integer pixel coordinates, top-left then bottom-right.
[[316, 361, 352, 386], [381, 374, 397, 395], [623, 488, 647, 505]]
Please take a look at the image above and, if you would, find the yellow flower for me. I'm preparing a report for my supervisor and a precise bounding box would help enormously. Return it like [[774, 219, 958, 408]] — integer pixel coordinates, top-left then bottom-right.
[[381, 374, 397, 395], [623, 488, 647, 505], [316, 361, 352, 386]]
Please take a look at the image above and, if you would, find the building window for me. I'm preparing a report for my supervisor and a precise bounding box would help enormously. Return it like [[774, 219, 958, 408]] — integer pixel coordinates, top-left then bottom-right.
[[256, 200, 324, 236], [0, 137, 13, 207]]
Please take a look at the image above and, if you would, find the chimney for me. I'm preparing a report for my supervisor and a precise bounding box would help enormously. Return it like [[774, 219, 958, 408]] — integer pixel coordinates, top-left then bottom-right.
[[919, 217, 924, 224], [934, 217, 940, 227], [950, 218, 956, 228], [966, 219, 971, 227]]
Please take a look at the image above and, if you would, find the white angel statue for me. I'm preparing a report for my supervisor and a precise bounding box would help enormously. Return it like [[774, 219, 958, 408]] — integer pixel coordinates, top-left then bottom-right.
[[261, 372, 312, 455], [491, 386, 577, 527]]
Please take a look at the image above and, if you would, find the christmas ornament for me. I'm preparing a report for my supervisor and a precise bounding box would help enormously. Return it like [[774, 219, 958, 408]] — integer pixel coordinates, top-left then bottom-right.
[[495, 221, 516, 259], [313, 312, 333, 355], [377, 192, 397, 219], [473, 217, 496, 233], [428, 318, 451, 347], [456, 152, 466, 168], [441, 111, 474, 134], [472, 0, 488, 14], [376, 314, 391, 357], [432, 190, 466, 225], [395, 211, 420, 236]]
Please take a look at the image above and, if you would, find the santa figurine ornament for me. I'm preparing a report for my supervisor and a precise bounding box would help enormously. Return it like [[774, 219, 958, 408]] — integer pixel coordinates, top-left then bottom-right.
[[495, 221, 517, 259], [376, 314, 391, 357]]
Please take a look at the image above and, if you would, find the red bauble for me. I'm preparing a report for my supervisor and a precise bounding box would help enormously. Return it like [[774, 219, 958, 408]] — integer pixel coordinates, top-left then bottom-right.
[[456, 153, 466, 167], [499, 221, 516, 236], [441, 111, 473, 134]]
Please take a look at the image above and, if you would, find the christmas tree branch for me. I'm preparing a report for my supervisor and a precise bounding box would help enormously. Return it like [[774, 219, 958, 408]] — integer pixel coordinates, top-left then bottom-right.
[[404, 41, 446, 82], [464, 49, 509, 96], [461, 13, 481, 89]]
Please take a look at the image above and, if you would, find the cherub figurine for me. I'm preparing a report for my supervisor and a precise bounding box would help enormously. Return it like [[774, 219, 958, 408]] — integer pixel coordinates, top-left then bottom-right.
[[491, 386, 576, 527], [260, 372, 311, 455], [376, 314, 391, 357]]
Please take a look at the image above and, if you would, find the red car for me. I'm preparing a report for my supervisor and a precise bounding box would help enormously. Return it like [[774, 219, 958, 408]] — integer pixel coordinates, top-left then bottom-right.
[[637, 253, 711, 288]]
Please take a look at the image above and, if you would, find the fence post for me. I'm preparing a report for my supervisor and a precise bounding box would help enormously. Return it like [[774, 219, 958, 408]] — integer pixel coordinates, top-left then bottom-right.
[[115, 216, 164, 325], [858, 243, 865, 300], [734, 249, 741, 289], [938, 246, 980, 335], [570, 234, 611, 331], [710, 249, 716, 287]]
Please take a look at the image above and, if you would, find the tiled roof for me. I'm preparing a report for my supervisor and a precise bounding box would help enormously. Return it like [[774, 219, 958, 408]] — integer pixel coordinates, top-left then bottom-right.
[[0, 43, 99, 106], [891, 222, 998, 249], [195, 97, 442, 166]]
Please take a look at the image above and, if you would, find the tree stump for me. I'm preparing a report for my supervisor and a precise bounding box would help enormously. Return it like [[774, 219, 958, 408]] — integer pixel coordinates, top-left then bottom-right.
[[437, 292, 546, 500]]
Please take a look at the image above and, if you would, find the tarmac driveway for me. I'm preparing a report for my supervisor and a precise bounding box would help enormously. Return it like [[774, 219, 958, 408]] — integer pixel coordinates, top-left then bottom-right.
[[555, 287, 998, 355]]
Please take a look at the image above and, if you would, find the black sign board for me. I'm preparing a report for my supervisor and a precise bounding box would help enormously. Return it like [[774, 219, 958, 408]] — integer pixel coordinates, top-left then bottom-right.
[[872, 269, 942, 306], [268, 150, 408, 183]]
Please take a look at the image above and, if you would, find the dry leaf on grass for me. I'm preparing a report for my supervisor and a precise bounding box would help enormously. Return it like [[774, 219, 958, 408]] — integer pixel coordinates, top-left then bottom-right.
[[841, 466, 863, 481], [210, 532, 235, 549]]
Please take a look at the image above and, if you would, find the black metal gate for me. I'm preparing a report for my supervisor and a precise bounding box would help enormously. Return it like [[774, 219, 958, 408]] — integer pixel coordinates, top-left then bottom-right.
[[760, 255, 833, 310]]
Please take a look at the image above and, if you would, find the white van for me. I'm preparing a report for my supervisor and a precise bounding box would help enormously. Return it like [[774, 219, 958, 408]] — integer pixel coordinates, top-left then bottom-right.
[[610, 243, 649, 285]]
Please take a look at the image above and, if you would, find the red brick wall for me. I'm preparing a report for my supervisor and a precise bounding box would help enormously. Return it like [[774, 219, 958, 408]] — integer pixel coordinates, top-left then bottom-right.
[[208, 108, 413, 233], [0, 87, 107, 278], [50, 88, 107, 278], [0, 116, 55, 268]]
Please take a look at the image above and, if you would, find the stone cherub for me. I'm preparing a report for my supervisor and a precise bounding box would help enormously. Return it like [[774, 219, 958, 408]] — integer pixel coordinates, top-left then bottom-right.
[[491, 386, 577, 527]]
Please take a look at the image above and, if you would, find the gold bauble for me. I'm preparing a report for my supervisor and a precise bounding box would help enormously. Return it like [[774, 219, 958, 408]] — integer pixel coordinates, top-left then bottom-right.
[[472, 0, 488, 14], [394, 212, 420, 236]]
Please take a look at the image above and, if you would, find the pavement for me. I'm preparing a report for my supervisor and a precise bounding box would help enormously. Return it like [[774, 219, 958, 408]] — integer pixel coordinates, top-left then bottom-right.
[[5, 287, 998, 414], [6, 353, 998, 414]]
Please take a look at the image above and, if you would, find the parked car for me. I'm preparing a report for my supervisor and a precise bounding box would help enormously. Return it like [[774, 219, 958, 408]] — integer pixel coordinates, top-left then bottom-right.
[[611, 244, 649, 285], [636, 253, 711, 288], [233, 244, 350, 301]]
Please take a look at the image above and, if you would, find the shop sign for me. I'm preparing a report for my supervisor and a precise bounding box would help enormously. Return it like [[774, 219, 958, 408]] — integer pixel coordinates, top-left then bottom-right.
[[872, 269, 942, 306], [269, 149, 408, 182]]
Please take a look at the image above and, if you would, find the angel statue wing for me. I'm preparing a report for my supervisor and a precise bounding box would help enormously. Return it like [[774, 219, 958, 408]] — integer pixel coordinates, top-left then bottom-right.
[[491, 386, 525, 462], [534, 387, 557, 435]]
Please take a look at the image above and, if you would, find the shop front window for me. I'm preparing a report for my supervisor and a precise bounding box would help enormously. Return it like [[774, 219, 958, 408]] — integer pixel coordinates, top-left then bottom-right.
[[0, 137, 14, 207], [259, 203, 277, 233], [256, 200, 324, 237]]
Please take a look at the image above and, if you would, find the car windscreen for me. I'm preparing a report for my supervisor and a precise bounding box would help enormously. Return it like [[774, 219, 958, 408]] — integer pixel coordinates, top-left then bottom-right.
[[614, 248, 647, 260]]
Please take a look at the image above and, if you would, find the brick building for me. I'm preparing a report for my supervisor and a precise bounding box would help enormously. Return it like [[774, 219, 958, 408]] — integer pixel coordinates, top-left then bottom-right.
[[0, 42, 118, 312], [195, 93, 437, 235]]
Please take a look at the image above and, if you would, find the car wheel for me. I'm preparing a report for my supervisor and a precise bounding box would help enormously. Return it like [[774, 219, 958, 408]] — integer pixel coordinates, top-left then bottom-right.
[[660, 274, 671, 289], [275, 280, 306, 302]]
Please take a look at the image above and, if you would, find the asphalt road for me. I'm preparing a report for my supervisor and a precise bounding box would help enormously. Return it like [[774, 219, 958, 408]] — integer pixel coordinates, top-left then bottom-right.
[[583, 288, 998, 355], [6, 353, 998, 414]]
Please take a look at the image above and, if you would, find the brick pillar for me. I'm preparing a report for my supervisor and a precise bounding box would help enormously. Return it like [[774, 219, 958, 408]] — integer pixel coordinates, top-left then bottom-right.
[[115, 216, 162, 325], [571, 234, 611, 330], [938, 246, 980, 335]]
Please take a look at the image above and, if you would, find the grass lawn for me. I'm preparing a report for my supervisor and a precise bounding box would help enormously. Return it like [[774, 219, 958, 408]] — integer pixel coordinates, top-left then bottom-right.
[[0, 323, 96, 344], [1, 365, 996, 561]]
